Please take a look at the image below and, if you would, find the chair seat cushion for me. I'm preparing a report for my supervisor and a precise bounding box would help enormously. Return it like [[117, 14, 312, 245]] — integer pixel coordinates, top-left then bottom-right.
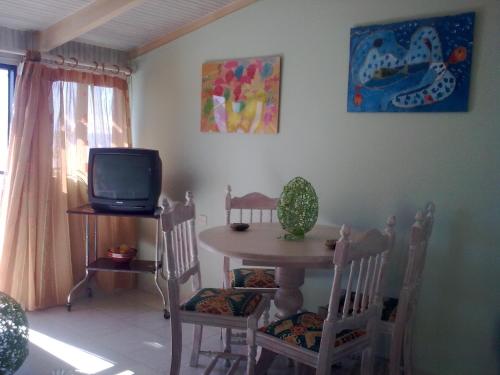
[[181, 288, 262, 317], [230, 268, 277, 288], [259, 312, 366, 352]]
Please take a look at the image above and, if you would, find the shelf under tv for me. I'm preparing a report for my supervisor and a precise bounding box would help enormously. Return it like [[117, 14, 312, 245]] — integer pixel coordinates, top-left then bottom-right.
[[87, 258, 159, 273], [67, 203, 162, 218], [65, 203, 170, 319]]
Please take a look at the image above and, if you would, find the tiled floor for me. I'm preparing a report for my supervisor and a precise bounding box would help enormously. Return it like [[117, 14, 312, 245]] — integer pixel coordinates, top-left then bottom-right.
[[17, 289, 385, 375]]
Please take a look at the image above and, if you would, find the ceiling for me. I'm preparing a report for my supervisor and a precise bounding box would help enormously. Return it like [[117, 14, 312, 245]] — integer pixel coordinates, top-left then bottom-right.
[[79, 0, 235, 51], [0, 0, 93, 31], [0, 0, 240, 52]]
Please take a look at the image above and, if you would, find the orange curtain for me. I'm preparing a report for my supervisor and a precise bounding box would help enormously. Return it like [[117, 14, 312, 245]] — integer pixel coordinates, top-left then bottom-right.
[[0, 60, 136, 310]]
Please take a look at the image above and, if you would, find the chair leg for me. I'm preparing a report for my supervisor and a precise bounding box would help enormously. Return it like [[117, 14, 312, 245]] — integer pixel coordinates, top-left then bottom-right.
[[404, 324, 414, 375], [190, 324, 203, 367], [223, 328, 232, 368], [255, 347, 277, 374], [361, 346, 374, 375], [246, 327, 256, 375], [315, 359, 330, 375], [295, 362, 316, 375], [224, 328, 232, 353], [389, 328, 404, 375], [293, 361, 301, 375], [169, 316, 182, 375], [263, 305, 270, 326]]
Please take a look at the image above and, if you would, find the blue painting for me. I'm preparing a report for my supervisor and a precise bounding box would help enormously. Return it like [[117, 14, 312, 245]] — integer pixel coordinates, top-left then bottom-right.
[[347, 12, 475, 112]]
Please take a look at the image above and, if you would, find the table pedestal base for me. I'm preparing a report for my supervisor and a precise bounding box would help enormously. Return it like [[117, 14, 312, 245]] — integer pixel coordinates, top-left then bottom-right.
[[275, 267, 305, 319]]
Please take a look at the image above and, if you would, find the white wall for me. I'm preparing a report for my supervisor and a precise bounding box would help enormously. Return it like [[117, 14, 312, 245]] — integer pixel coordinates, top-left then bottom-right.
[[130, 0, 500, 374]]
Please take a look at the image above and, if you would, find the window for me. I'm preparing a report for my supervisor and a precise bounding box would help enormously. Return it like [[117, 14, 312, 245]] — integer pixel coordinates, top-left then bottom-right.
[[0, 64, 16, 177]]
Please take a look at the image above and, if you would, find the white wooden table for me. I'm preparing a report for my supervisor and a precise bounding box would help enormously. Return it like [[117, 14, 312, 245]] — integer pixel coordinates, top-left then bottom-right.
[[199, 223, 349, 318]]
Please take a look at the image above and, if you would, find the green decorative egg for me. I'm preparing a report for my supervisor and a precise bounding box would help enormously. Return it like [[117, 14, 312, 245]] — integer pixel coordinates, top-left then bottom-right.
[[277, 177, 319, 240], [0, 293, 29, 375]]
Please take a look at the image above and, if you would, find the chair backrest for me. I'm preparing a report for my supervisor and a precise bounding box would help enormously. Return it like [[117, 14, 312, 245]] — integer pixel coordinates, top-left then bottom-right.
[[320, 216, 396, 356], [225, 185, 279, 224], [403, 202, 435, 290], [161, 192, 201, 292], [387, 204, 435, 374]]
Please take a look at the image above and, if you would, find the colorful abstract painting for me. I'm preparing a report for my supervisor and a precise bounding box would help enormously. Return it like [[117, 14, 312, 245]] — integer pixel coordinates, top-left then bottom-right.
[[347, 12, 474, 112], [201, 56, 281, 133]]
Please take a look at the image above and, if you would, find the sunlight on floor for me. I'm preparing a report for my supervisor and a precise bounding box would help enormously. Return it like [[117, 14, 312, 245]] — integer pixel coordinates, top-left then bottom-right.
[[143, 341, 164, 349], [29, 329, 114, 374]]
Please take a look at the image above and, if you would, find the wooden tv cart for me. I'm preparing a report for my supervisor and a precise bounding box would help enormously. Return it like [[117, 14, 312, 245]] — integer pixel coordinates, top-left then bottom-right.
[[65, 204, 170, 319]]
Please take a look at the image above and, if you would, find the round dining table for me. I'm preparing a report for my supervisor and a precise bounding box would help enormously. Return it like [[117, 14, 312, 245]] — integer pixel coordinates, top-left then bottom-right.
[[198, 222, 343, 318]]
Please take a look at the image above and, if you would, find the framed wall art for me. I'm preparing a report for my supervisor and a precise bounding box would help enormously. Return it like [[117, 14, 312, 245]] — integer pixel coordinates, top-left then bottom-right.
[[347, 12, 475, 112], [201, 55, 281, 133]]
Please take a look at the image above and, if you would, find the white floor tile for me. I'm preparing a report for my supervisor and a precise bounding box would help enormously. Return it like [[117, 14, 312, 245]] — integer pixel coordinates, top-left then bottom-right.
[[15, 289, 386, 375]]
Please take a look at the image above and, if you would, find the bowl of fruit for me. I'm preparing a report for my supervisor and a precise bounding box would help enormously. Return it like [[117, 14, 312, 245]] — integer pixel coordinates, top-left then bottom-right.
[[107, 244, 137, 263]]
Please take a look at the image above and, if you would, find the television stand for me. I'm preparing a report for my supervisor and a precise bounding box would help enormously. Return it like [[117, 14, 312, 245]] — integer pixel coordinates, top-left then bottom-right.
[[65, 204, 170, 319]]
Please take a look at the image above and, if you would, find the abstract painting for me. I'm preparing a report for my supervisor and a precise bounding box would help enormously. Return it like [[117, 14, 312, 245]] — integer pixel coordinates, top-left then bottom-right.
[[347, 12, 475, 112], [201, 56, 281, 133]]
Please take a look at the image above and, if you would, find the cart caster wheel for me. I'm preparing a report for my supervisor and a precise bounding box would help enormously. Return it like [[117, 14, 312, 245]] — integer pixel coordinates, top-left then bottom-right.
[[66, 303, 72, 312], [163, 310, 170, 319], [87, 288, 93, 298]]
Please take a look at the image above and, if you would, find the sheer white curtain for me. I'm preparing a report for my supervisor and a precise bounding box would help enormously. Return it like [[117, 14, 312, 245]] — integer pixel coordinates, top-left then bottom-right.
[[52, 74, 136, 292]]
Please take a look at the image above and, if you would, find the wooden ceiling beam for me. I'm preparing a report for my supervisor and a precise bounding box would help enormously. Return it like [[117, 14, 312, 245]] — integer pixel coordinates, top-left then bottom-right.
[[38, 0, 146, 52], [129, 0, 257, 59]]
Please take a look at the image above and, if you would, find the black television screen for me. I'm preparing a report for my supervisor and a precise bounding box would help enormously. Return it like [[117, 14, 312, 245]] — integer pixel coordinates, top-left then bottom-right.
[[93, 154, 151, 200], [88, 148, 162, 213]]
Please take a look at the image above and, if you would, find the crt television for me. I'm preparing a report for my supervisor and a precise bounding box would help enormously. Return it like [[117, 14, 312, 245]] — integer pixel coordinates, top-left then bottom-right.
[[88, 148, 162, 213]]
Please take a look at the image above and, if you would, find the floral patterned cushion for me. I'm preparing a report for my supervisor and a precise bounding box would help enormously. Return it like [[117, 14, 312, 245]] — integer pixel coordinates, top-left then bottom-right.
[[181, 288, 262, 317], [230, 268, 277, 288], [259, 312, 366, 352]]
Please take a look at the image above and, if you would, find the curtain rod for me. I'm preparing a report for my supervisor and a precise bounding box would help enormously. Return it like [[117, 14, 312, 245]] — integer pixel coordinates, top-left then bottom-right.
[[0, 48, 132, 76]]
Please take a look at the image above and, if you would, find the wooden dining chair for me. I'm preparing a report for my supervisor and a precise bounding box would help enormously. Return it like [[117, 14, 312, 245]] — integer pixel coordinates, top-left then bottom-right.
[[252, 216, 396, 375], [380, 202, 435, 375], [224, 185, 280, 325], [162, 192, 269, 375]]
